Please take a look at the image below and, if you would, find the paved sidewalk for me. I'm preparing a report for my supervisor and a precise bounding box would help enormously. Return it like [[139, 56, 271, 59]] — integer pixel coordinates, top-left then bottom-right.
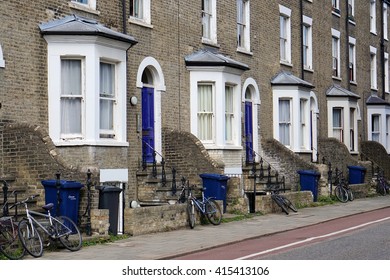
[[32, 196, 390, 260]]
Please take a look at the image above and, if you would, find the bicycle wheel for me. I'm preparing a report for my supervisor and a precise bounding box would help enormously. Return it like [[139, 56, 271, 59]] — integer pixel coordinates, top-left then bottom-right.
[[0, 220, 25, 259], [376, 182, 387, 196], [334, 186, 348, 203], [187, 200, 196, 229], [18, 219, 43, 258], [281, 196, 298, 212], [54, 216, 82, 251], [271, 194, 289, 215], [205, 199, 222, 225], [347, 188, 354, 201]]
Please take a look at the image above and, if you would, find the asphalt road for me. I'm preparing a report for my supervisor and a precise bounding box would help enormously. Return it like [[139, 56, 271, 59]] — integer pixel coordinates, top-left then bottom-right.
[[258, 219, 390, 260], [174, 207, 390, 260]]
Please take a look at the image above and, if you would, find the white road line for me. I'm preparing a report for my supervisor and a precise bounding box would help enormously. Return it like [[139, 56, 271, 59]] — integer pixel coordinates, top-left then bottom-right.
[[235, 216, 390, 260]]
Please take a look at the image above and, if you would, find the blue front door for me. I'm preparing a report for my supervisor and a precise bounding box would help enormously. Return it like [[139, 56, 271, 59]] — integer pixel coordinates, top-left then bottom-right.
[[142, 87, 155, 163], [245, 101, 254, 163]]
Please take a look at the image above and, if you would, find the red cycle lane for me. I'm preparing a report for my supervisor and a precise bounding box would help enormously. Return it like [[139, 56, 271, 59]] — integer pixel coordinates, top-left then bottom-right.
[[172, 207, 390, 260]]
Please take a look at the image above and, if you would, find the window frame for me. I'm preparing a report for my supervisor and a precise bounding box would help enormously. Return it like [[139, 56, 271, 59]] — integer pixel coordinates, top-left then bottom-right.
[[237, 0, 251, 53], [385, 53, 389, 93], [129, 0, 151, 26], [370, 46, 378, 90], [348, 37, 356, 83], [371, 0, 377, 34], [0, 44, 4, 68], [372, 114, 381, 142], [202, 0, 217, 45], [332, 29, 341, 79], [348, 0, 355, 21], [225, 84, 235, 143], [302, 16, 313, 70], [332, 0, 340, 15], [384, 2, 388, 41], [197, 83, 215, 143], [60, 57, 84, 139], [332, 107, 344, 142], [279, 5, 292, 65], [99, 61, 117, 138], [70, 0, 96, 10]]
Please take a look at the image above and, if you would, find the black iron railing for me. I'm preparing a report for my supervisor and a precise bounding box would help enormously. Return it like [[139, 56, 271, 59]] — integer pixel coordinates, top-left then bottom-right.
[[140, 138, 182, 196]]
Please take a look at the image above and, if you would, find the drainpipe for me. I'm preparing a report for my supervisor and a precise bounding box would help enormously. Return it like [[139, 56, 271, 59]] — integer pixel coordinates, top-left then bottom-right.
[[381, 0, 386, 99], [300, 0, 304, 80], [346, 0, 350, 91], [122, 0, 127, 34]]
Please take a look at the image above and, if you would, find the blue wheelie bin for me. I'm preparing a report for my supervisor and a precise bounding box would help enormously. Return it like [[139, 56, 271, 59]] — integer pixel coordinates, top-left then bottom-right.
[[347, 165, 366, 184], [42, 180, 84, 224], [199, 173, 230, 213], [297, 170, 320, 202]]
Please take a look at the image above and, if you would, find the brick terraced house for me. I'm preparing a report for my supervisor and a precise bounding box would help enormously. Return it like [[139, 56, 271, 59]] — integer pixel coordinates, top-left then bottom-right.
[[1, 0, 390, 235]]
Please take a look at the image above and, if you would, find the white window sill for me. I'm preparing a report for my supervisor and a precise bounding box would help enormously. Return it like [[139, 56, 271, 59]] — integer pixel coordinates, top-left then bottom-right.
[[332, 76, 342, 81], [236, 47, 253, 56], [304, 67, 314, 73], [332, 10, 341, 17], [129, 17, 153, 29], [201, 38, 220, 48], [280, 61, 293, 67], [203, 144, 243, 150], [68, 2, 100, 15], [54, 140, 129, 147]]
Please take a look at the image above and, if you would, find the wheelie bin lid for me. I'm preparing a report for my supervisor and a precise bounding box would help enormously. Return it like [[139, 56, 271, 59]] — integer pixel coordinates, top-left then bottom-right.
[[96, 185, 122, 193], [41, 180, 84, 189], [199, 173, 230, 180], [297, 170, 320, 176], [347, 165, 366, 171]]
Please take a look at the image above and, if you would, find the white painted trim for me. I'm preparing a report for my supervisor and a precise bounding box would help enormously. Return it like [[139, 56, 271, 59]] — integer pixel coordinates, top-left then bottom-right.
[[272, 85, 312, 152], [136, 57, 166, 162], [0, 44, 5, 68], [44, 35, 130, 146]]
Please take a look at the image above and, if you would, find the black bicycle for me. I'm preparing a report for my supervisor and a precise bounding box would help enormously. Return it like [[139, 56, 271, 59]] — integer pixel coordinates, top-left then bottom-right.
[[333, 171, 352, 203], [375, 170, 389, 196], [0, 187, 25, 259], [267, 185, 297, 215]]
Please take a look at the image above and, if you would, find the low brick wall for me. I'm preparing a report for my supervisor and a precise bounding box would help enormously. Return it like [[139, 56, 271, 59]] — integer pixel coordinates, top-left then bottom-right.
[[90, 209, 110, 236], [349, 183, 371, 199], [121, 191, 313, 236], [234, 191, 313, 214], [124, 204, 188, 236]]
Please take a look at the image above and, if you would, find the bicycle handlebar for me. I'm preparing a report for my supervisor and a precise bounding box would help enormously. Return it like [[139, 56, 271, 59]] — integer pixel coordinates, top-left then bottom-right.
[[11, 194, 40, 208]]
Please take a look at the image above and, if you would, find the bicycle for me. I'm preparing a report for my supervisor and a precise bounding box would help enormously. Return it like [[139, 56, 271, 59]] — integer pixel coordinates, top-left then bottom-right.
[[16, 194, 82, 258], [186, 185, 222, 229], [266, 184, 297, 215], [333, 171, 351, 203], [375, 170, 389, 196], [0, 189, 26, 259]]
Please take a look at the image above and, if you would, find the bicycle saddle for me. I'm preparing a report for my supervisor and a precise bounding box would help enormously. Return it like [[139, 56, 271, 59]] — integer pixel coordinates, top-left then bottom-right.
[[42, 203, 54, 211]]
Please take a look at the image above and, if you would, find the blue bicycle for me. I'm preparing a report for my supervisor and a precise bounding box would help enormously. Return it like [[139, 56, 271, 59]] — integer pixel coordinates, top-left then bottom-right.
[[186, 185, 222, 229]]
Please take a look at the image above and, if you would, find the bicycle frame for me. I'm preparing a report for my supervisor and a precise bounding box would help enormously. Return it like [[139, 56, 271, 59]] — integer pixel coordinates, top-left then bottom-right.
[[189, 191, 216, 215], [23, 207, 72, 239]]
